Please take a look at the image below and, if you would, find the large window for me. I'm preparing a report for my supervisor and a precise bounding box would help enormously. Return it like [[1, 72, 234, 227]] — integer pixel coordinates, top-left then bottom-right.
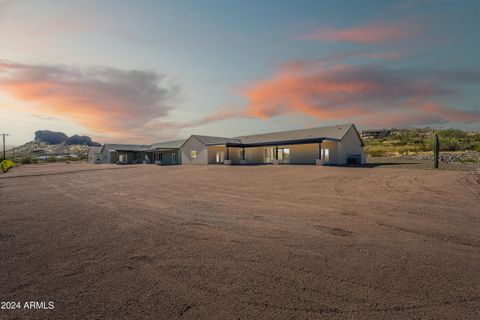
[[191, 150, 197, 158], [263, 148, 275, 163], [216, 151, 224, 163], [322, 148, 330, 162], [280, 148, 290, 163]]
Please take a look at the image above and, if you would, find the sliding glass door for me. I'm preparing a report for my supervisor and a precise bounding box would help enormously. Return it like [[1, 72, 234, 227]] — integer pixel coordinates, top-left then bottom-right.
[[263, 147, 290, 163]]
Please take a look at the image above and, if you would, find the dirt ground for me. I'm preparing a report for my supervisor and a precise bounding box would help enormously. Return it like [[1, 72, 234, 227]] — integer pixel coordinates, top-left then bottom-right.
[[0, 163, 479, 320]]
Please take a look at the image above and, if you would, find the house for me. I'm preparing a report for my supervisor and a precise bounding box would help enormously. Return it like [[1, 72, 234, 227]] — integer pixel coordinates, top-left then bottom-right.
[[87, 146, 102, 163], [180, 135, 241, 165], [96, 140, 185, 164], [360, 129, 391, 140], [145, 139, 185, 165], [95, 124, 365, 166], [180, 124, 365, 165], [98, 144, 150, 164]]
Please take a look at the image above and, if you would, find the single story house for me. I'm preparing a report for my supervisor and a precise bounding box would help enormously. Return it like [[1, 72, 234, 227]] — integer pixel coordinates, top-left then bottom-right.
[[142, 139, 185, 165], [94, 124, 365, 166], [87, 146, 102, 163], [96, 140, 185, 165], [180, 124, 365, 165], [97, 144, 150, 164], [181, 135, 241, 165]]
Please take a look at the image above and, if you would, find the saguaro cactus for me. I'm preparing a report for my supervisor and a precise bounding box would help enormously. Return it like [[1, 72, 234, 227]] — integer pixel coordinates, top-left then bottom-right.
[[433, 133, 440, 169]]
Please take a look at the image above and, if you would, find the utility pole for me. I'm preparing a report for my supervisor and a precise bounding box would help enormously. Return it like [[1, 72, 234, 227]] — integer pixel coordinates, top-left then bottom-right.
[[1, 133, 10, 160]]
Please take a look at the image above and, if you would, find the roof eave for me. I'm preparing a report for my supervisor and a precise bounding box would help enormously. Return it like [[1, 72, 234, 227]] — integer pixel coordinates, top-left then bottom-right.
[[226, 137, 328, 148]]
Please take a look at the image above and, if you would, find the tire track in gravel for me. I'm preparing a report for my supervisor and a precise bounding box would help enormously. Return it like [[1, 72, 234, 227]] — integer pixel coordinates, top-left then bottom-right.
[[376, 222, 480, 249], [0, 166, 136, 179]]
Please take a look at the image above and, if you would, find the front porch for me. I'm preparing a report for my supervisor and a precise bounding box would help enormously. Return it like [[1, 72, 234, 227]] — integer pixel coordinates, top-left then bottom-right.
[[116, 148, 179, 165], [207, 139, 339, 165]]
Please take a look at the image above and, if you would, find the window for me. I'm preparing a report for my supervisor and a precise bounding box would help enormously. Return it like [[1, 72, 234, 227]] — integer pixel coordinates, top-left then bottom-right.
[[191, 150, 197, 158], [280, 148, 290, 163], [216, 151, 224, 163], [104, 154, 107, 160], [322, 148, 330, 162], [263, 148, 275, 163], [172, 153, 177, 164], [119, 154, 127, 163]]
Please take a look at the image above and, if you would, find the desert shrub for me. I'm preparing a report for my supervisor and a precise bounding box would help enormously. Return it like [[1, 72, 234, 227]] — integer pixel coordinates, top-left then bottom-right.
[[46, 156, 57, 162], [365, 146, 387, 157], [20, 156, 37, 164], [0, 159, 15, 172], [438, 129, 467, 140]]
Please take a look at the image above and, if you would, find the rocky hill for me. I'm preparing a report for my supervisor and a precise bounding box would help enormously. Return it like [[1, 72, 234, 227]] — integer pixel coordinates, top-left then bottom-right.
[[7, 131, 101, 160], [34, 130, 100, 146]]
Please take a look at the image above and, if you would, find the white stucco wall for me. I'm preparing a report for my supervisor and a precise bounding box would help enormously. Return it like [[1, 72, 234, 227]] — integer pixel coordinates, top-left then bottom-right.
[[337, 126, 365, 164], [245, 147, 264, 163], [206, 146, 243, 164], [289, 143, 320, 164], [181, 136, 208, 164]]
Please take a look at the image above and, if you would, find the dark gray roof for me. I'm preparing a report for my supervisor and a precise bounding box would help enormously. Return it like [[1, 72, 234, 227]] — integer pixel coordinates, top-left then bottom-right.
[[192, 135, 241, 145], [103, 144, 149, 152], [236, 124, 356, 144], [150, 139, 186, 150]]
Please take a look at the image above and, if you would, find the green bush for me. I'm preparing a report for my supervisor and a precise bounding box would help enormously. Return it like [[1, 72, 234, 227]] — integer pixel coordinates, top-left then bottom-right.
[[364, 146, 387, 157], [0, 159, 15, 172], [365, 128, 480, 153], [20, 156, 37, 164]]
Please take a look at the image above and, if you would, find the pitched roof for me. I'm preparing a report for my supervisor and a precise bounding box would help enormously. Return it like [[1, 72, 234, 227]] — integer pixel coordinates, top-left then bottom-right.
[[191, 135, 241, 145], [150, 139, 186, 150], [236, 124, 355, 144], [102, 144, 149, 152]]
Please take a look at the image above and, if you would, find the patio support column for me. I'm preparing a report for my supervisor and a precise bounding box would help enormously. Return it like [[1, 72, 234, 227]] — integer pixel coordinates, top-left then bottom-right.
[[316, 141, 324, 166], [240, 146, 247, 165], [273, 145, 280, 165], [224, 146, 232, 165]]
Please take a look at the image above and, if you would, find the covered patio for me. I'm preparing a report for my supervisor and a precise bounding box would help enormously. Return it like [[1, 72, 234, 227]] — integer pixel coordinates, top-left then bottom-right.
[[220, 138, 339, 165]]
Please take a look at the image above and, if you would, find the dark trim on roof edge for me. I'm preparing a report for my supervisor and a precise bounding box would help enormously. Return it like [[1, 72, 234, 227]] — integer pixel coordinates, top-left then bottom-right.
[[225, 137, 329, 148]]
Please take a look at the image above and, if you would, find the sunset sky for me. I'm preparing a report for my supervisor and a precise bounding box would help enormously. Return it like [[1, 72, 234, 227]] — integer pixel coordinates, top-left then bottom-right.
[[1, 0, 479, 145]]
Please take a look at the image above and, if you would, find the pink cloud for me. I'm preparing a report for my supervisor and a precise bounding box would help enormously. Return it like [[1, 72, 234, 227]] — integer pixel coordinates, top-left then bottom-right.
[[237, 61, 480, 127], [302, 22, 418, 43], [0, 61, 180, 142]]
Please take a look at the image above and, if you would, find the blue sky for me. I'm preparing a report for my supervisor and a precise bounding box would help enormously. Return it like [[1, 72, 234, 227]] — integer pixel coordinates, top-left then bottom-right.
[[0, 0, 479, 145]]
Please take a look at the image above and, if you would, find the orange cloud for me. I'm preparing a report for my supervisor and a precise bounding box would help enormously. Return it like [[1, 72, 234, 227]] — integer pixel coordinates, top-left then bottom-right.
[[239, 61, 480, 127], [0, 61, 179, 142], [302, 22, 417, 43]]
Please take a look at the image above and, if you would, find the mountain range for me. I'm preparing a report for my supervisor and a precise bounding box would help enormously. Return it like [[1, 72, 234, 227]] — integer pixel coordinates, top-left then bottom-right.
[[7, 130, 101, 159]]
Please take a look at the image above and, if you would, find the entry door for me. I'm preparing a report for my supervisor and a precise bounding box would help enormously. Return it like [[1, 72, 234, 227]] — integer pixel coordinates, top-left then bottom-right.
[[216, 151, 224, 163]]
